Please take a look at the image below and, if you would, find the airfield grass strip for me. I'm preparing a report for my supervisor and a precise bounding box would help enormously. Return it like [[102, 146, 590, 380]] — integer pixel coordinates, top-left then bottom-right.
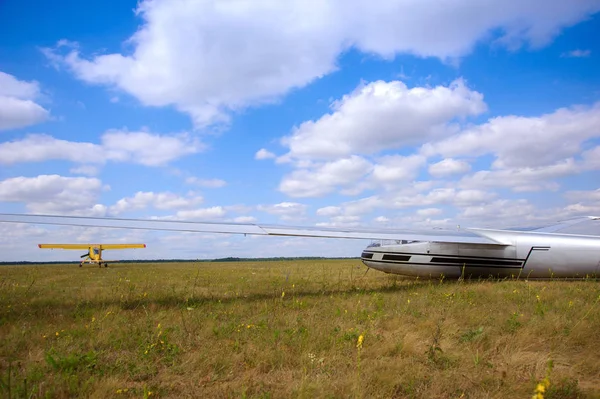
[[0, 260, 598, 398]]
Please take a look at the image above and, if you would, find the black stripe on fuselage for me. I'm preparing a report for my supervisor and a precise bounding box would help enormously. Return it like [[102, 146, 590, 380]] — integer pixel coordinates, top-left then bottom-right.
[[361, 253, 525, 269], [363, 260, 524, 269], [430, 257, 523, 267], [382, 254, 411, 262], [361, 250, 524, 262]]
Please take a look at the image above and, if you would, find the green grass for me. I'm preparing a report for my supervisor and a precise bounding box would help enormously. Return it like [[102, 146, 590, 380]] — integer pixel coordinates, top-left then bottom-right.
[[0, 260, 599, 398]]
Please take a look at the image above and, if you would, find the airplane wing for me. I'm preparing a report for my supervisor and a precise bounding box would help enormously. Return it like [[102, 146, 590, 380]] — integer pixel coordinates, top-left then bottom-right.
[[39, 244, 94, 250], [2, 213, 501, 245], [528, 216, 600, 235], [98, 244, 146, 249], [38, 243, 146, 250]]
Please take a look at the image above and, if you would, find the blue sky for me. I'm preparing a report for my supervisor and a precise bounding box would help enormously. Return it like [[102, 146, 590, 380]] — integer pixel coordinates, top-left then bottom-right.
[[1, 0, 600, 261]]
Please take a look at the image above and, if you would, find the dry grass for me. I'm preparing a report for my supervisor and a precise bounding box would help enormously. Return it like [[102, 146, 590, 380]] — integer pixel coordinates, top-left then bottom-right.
[[0, 259, 599, 398]]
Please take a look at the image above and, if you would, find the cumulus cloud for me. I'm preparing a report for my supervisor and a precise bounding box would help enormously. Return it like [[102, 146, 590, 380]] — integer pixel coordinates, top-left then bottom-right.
[[42, 0, 599, 126], [257, 202, 308, 221], [372, 155, 427, 186], [316, 215, 361, 227], [457, 199, 539, 227], [392, 188, 496, 209], [109, 191, 204, 214], [459, 159, 579, 192], [279, 156, 373, 197], [0, 130, 203, 167], [185, 177, 227, 188], [428, 158, 471, 177], [422, 102, 600, 169], [0, 71, 50, 131], [281, 79, 485, 160], [70, 165, 100, 176], [416, 208, 443, 217], [233, 216, 257, 223], [255, 148, 276, 160], [174, 206, 227, 220], [0, 174, 105, 214], [316, 206, 343, 217], [101, 130, 204, 166], [273, 77, 600, 200]]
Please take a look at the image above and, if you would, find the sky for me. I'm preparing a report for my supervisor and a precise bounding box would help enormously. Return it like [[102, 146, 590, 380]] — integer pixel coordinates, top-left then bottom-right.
[[1, 0, 600, 261]]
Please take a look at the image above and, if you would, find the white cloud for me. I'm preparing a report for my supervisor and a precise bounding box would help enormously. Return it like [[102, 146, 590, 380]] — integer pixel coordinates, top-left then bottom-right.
[[0, 71, 50, 131], [561, 49, 591, 58], [175, 206, 227, 220], [422, 102, 600, 169], [372, 154, 427, 186], [109, 191, 204, 214], [0, 174, 105, 214], [374, 216, 390, 223], [233, 216, 257, 223], [457, 199, 539, 227], [565, 188, 600, 203], [279, 156, 373, 197], [416, 208, 443, 217], [185, 177, 227, 188], [0, 130, 203, 167], [282, 79, 485, 160], [316, 215, 361, 227], [70, 165, 100, 176], [255, 148, 276, 160], [0, 134, 99, 164], [316, 206, 342, 217], [43, 0, 599, 126], [392, 188, 495, 209], [459, 159, 579, 192], [582, 145, 600, 170], [563, 188, 600, 217], [257, 202, 308, 220], [101, 130, 204, 166], [428, 158, 471, 177]]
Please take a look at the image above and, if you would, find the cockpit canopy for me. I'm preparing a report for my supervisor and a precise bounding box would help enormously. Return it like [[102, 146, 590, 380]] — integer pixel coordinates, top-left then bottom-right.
[[367, 239, 422, 247]]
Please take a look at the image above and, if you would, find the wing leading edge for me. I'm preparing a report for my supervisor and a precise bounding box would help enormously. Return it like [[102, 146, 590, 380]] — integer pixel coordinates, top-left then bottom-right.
[[38, 244, 146, 250], [0, 213, 501, 245]]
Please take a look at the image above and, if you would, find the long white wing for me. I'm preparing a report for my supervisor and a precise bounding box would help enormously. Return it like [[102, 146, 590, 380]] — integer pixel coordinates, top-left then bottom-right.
[[528, 216, 600, 234], [0, 213, 500, 244]]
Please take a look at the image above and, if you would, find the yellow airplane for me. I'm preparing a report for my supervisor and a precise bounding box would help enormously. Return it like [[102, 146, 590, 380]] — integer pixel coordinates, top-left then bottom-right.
[[38, 243, 146, 267]]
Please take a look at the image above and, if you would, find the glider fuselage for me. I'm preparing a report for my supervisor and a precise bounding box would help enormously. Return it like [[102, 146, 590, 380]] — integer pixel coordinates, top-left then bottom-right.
[[361, 231, 600, 279]]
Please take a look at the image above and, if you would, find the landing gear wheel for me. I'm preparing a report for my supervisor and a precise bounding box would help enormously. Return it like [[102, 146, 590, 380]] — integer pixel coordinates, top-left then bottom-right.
[[104, 263, 108, 268], [79, 263, 83, 268]]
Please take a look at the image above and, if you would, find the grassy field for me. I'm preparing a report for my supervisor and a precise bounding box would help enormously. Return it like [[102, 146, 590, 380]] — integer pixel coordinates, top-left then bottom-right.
[[0, 259, 599, 398]]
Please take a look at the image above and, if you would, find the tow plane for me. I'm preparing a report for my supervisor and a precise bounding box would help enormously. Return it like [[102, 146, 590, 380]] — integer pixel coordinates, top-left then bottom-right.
[[38, 243, 146, 267], [2, 213, 600, 279]]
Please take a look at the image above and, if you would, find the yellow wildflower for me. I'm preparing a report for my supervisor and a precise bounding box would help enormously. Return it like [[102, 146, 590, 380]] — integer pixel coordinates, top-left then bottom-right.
[[281, 291, 285, 298], [536, 383, 546, 393], [357, 334, 364, 349]]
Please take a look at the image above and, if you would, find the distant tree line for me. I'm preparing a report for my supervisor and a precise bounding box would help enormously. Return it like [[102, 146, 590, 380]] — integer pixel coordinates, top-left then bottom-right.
[[0, 256, 359, 266]]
